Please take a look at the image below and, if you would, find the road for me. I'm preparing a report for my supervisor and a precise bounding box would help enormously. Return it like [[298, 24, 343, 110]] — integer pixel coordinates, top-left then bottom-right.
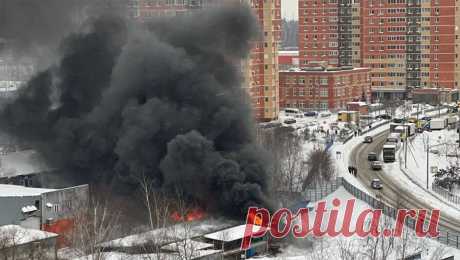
[[350, 130, 460, 241]]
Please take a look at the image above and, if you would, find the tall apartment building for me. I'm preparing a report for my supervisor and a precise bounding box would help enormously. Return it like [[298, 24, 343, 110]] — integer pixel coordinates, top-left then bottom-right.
[[243, 0, 281, 121], [135, 0, 280, 122], [361, 0, 459, 99], [299, 0, 460, 101], [298, 0, 359, 67]]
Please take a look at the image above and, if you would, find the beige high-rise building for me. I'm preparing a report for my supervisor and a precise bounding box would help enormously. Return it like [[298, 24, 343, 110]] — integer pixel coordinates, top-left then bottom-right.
[[242, 0, 281, 121]]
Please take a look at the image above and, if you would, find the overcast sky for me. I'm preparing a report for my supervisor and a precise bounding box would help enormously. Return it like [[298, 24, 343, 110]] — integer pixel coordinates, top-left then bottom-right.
[[282, 0, 298, 20]]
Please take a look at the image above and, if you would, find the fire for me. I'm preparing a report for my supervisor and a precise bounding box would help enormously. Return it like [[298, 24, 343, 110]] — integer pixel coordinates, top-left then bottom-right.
[[247, 211, 263, 226], [170, 208, 206, 222]]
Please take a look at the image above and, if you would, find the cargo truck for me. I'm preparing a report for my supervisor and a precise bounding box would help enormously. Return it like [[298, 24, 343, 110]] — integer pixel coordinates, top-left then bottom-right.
[[430, 118, 447, 130], [383, 144, 397, 162]]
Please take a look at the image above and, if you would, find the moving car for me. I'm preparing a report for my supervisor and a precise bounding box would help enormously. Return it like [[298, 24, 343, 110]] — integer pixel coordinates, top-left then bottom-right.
[[371, 178, 383, 190], [367, 152, 378, 161], [363, 136, 373, 143], [371, 161, 383, 170], [284, 118, 296, 124]]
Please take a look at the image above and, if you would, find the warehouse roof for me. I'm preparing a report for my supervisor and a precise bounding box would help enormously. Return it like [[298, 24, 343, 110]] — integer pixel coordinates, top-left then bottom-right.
[[0, 184, 54, 197]]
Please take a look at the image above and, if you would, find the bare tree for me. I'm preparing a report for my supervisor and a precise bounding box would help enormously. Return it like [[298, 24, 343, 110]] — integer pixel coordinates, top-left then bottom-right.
[[302, 148, 335, 189], [257, 126, 307, 193], [65, 198, 121, 260]]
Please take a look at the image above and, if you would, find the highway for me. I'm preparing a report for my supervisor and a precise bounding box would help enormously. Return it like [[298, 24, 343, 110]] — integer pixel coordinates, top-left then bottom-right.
[[349, 130, 460, 240]]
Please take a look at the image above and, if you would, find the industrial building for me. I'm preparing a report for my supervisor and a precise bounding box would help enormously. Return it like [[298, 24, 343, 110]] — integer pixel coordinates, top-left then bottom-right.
[[0, 184, 89, 247]]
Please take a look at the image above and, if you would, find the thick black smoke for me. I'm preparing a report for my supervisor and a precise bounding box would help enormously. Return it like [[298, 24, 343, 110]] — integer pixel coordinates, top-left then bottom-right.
[[1, 5, 271, 217], [0, 0, 128, 57]]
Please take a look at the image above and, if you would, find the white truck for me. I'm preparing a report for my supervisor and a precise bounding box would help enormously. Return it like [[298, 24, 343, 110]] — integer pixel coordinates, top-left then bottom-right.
[[391, 123, 416, 137], [430, 118, 447, 130], [383, 143, 397, 162]]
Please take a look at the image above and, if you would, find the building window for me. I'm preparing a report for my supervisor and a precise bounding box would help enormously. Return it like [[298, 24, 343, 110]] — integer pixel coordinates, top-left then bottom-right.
[[320, 77, 328, 85], [320, 89, 328, 97]]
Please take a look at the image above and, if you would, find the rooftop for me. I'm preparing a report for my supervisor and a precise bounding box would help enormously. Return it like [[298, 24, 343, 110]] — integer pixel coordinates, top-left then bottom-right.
[[0, 225, 58, 246], [281, 66, 369, 73], [203, 224, 268, 242], [0, 184, 55, 197]]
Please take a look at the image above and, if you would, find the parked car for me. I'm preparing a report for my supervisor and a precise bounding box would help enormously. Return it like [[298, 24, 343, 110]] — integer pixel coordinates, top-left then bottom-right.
[[376, 114, 391, 120], [304, 111, 318, 117], [364, 136, 373, 143], [320, 111, 332, 117], [371, 178, 383, 189], [284, 118, 296, 124], [367, 152, 378, 161], [421, 116, 432, 121], [393, 118, 404, 123], [371, 161, 383, 170]]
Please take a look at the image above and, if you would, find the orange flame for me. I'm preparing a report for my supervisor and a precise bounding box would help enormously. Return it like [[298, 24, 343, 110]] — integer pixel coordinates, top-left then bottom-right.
[[170, 208, 206, 222]]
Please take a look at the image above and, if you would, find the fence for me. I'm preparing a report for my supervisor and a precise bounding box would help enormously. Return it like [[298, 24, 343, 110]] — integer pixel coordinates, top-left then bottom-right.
[[341, 177, 460, 249], [303, 177, 460, 249], [303, 179, 341, 202], [432, 183, 460, 205]]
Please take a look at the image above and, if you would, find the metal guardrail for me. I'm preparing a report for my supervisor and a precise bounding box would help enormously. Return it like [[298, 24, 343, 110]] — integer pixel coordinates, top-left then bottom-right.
[[432, 184, 460, 205], [303, 177, 460, 249]]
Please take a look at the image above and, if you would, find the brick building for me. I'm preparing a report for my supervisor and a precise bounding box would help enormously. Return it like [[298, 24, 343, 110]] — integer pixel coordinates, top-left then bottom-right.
[[279, 67, 371, 111], [298, 0, 361, 68], [242, 0, 281, 121], [279, 50, 300, 70], [361, 0, 460, 99], [298, 0, 460, 101]]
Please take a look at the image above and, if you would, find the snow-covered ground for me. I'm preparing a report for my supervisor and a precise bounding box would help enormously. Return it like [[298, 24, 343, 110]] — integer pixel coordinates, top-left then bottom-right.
[[401, 126, 459, 191], [257, 187, 460, 260]]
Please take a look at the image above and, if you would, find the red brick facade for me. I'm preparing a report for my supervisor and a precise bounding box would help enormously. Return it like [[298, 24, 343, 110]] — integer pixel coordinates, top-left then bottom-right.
[[279, 67, 371, 111]]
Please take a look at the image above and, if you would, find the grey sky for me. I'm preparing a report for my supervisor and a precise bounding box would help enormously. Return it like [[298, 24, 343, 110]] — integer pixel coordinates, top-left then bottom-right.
[[282, 0, 298, 20]]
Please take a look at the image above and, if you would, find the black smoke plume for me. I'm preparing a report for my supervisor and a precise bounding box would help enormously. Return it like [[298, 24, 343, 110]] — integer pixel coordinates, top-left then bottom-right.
[[0, 0, 128, 58], [1, 5, 271, 217]]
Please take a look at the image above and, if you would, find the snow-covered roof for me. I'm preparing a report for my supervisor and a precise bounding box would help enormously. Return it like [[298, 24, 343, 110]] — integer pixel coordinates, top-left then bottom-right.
[[203, 224, 268, 242], [104, 218, 237, 248], [347, 101, 367, 106], [0, 184, 55, 197], [0, 225, 57, 246], [279, 50, 299, 56], [161, 239, 214, 251], [0, 149, 52, 178]]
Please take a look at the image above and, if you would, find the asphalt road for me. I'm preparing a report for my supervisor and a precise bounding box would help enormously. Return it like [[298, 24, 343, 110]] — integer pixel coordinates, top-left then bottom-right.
[[350, 131, 460, 240]]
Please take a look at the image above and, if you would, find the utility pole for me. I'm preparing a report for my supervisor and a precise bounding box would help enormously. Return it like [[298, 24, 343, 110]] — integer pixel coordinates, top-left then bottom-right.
[[426, 135, 429, 190], [405, 126, 408, 168]]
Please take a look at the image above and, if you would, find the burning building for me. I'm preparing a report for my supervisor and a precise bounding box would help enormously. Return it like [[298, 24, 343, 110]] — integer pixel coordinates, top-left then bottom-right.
[[0, 184, 88, 247], [0, 4, 272, 218]]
